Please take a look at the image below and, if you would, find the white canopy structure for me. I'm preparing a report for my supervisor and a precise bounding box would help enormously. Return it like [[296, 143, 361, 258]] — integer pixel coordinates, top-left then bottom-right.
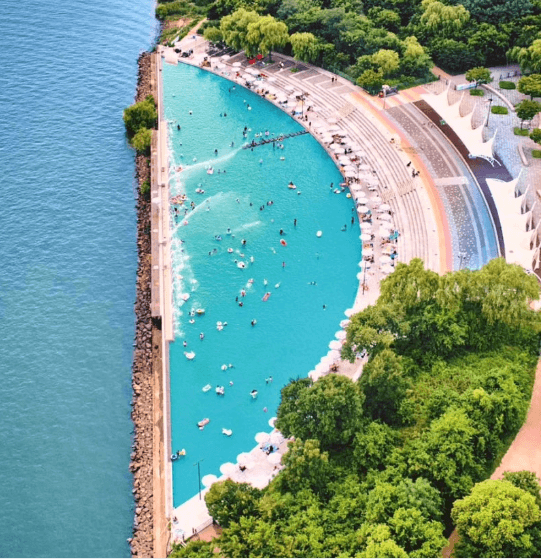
[[420, 86, 498, 165], [485, 174, 535, 271]]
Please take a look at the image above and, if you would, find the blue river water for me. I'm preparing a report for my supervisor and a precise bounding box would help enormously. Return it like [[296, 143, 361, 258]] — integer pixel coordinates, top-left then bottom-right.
[[0, 0, 156, 556], [162, 63, 361, 507]]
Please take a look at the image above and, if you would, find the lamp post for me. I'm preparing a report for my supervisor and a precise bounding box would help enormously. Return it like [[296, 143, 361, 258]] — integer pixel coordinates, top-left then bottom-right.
[[194, 459, 203, 500], [486, 97, 494, 128]]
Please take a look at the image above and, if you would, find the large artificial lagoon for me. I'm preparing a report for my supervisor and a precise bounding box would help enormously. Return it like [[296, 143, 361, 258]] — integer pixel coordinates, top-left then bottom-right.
[[163, 63, 361, 507]]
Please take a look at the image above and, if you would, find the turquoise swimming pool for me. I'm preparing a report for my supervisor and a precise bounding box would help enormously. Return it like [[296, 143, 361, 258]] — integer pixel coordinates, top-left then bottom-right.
[[163, 62, 361, 507]]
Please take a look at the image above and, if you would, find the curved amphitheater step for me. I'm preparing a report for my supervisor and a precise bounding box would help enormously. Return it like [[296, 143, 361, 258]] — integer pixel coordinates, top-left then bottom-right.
[[269, 69, 437, 270]]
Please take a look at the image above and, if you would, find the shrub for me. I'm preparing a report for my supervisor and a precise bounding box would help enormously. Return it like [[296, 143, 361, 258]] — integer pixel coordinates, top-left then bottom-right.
[[514, 127, 530, 136], [533, 150, 541, 159], [140, 180, 150, 199], [491, 105, 508, 114], [123, 95, 157, 136], [499, 81, 516, 89], [470, 89, 484, 96], [131, 127, 152, 154]]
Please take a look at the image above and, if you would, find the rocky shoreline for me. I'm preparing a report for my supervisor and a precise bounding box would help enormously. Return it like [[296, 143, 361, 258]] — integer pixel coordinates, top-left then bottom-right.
[[128, 51, 155, 559]]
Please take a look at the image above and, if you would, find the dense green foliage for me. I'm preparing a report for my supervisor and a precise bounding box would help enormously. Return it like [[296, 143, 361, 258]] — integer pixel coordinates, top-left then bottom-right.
[[171, 260, 540, 558], [190, 0, 541, 82], [516, 99, 541, 127], [452, 478, 541, 557], [131, 127, 152, 154], [491, 105, 509, 114], [123, 95, 157, 137], [519, 74, 541, 99]]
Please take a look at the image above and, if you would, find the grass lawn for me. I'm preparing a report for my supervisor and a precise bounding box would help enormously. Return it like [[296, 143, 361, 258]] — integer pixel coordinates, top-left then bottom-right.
[[492, 105, 509, 115], [514, 127, 530, 136]]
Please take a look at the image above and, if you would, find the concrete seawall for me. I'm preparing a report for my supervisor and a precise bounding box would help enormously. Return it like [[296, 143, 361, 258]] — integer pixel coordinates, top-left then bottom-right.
[[129, 50, 173, 558]]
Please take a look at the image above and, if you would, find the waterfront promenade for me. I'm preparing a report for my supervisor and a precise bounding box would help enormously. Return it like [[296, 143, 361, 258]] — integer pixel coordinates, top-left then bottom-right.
[[158, 36, 453, 543], [155, 32, 539, 549]]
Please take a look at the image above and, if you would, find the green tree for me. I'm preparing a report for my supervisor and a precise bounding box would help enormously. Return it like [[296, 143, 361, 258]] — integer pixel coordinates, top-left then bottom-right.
[[131, 127, 152, 154], [290, 32, 320, 62], [203, 26, 223, 44], [420, 0, 471, 38], [354, 524, 408, 558], [518, 74, 541, 99], [408, 408, 482, 501], [503, 470, 541, 507], [360, 349, 410, 425], [516, 99, 541, 128], [400, 36, 432, 78], [460, 0, 533, 25], [531, 127, 541, 145], [220, 8, 259, 53], [357, 68, 385, 93], [467, 23, 510, 66], [169, 539, 216, 558], [353, 421, 400, 475], [465, 66, 493, 88], [510, 38, 541, 73], [431, 38, 482, 73], [123, 95, 157, 137], [276, 375, 364, 450], [204, 479, 261, 527], [452, 479, 541, 558], [245, 15, 289, 59], [371, 48, 400, 77], [275, 439, 332, 497]]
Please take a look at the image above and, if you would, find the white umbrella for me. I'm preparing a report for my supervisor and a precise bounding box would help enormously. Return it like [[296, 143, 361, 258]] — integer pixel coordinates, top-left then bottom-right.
[[276, 95, 288, 104], [358, 260, 365, 267], [284, 84, 295, 92], [343, 165, 356, 172], [215, 62, 226, 69], [255, 432, 270, 444], [345, 170, 356, 178], [335, 330, 347, 340], [358, 164, 370, 171], [340, 319, 351, 328], [344, 308, 355, 317], [371, 194, 382, 202], [378, 227, 392, 238], [329, 339, 342, 350], [332, 144, 343, 153], [381, 264, 395, 274], [379, 203, 391, 211], [237, 452, 254, 466], [202, 474, 218, 487], [220, 54, 231, 60], [244, 75, 256, 83], [355, 150, 367, 158], [338, 156, 350, 164], [268, 417, 277, 428], [380, 255, 392, 264], [328, 349, 341, 361], [245, 67, 259, 75], [232, 61, 242, 67], [269, 431, 284, 445], [220, 462, 237, 476], [358, 205, 370, 213], [363, 247, 374, 256], [321, 134, 334, 143], [268, 452, 282, 465], [379, 213, 392, 221], [360, 233, 372, 241], [357, 271, 364, 279], [314, 362, 329, 374]]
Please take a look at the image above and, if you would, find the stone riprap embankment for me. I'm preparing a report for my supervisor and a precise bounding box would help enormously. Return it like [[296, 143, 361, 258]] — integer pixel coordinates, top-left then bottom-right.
[[128, 51, 155, 558]]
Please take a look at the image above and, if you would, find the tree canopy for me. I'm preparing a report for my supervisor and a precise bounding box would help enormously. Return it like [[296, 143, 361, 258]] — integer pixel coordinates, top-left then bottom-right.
[[174, 258, 539, 558], [452, 479, 541, 558]]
